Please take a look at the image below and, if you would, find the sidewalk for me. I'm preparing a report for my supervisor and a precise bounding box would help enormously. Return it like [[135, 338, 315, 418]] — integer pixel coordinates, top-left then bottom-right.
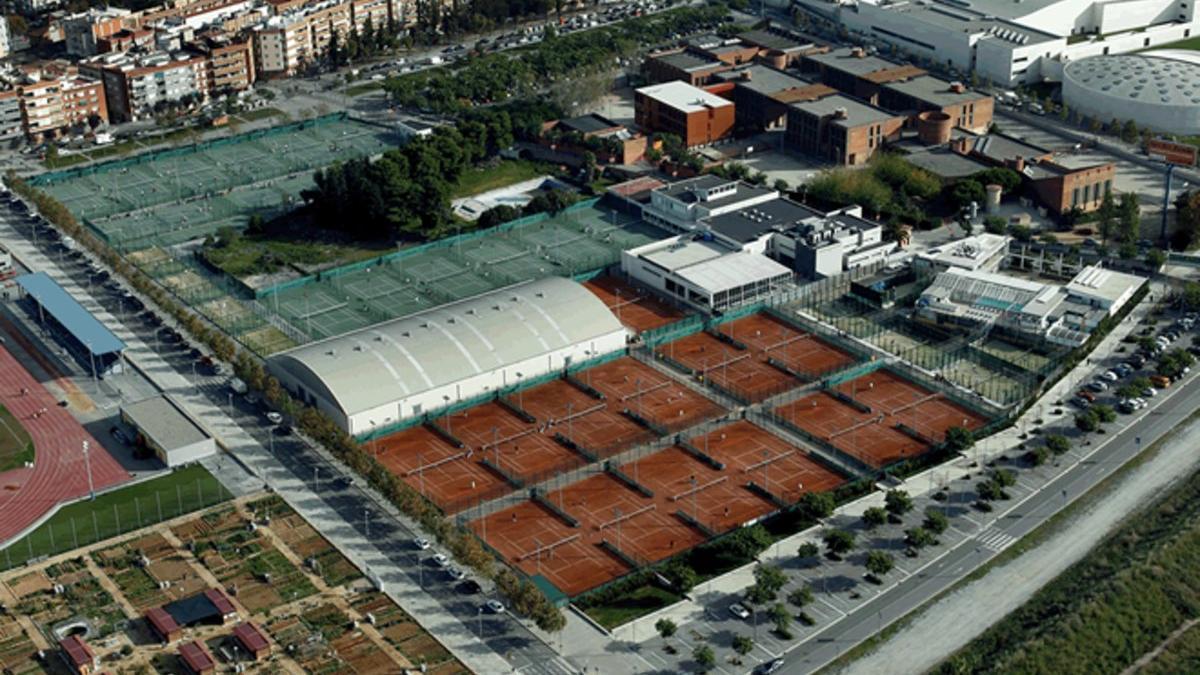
[[596, 282, 1159, 648], [0, 222, 515, 675]]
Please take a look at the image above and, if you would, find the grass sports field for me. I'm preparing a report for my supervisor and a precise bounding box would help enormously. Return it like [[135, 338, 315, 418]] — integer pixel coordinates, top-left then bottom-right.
[[0, 405, 33, 474], [0, 464, 231, 570]]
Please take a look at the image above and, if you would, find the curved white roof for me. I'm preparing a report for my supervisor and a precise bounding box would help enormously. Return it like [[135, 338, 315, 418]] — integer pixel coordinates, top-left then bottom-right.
[[1063, 53, 1200, 107], [269, 277, 625, 417]]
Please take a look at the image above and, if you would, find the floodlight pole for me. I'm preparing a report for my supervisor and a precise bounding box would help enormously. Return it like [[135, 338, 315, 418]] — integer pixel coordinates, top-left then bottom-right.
[[83, 440, 95, 501]]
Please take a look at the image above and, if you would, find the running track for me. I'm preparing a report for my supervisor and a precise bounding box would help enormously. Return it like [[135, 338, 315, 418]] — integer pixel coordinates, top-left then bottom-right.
[[0, 344, 129, 544]]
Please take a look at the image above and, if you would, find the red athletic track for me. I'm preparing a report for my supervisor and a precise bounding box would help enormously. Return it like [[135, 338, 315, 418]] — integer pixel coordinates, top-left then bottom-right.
[[0, 344, 130, 544]]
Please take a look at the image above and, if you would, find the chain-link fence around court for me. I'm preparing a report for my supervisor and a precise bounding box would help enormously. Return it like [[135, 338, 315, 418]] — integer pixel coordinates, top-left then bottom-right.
[[262, 203, 671, 342], [38, 116, 398, 250]]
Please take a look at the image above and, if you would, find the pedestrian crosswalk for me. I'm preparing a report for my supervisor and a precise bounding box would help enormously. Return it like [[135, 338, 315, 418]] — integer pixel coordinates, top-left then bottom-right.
[[977, 527, 1017, 552], [519, 656, 579, 675]]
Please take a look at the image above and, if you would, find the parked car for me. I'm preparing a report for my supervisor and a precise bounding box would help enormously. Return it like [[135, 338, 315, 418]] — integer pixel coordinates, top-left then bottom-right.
[[757, 659, 786, 674], [485, 599, 506, 613], [1151, 375, 1172, 388], [265, 411, 283, 424], [432, 553, 450, 568], [1077, 390, 1096, 403], [110, 427, 130, 445], [447, 567, 466, 581], [1088, 380, 1108, 392], [413, 537, 431, 550], [728, 603, 751, 620], [458, 579, 482, 594], [1100, 370, 1119, 382]]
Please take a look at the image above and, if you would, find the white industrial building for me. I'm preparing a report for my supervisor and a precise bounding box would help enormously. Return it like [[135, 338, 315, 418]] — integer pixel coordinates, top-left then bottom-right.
[[266, 277, 629, 435], [916, 264, 1145, 346], [914, 233, 1010, 274], [800, 0, 1200, 86], [1062, 51, 1200, 134], [622, 236, 794, 313]]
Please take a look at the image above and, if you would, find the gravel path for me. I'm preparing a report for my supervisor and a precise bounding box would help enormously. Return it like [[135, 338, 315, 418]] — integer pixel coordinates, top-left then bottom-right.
[[837, 414, 1200, 675]]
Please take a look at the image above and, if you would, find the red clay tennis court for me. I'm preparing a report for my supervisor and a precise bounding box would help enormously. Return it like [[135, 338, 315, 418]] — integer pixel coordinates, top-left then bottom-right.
[[549, 473, 706, 568], [470, 500, 631, 597], [507, 379, 653, 457], [581, 357, 725, 432], [374, 424, 509, 514], [584, 276, 684, 333], [688, 421, 848, 503], [832, 368, 990, 443], [657, 331, 798, 403], [442, 402, 584, 486], [717, 313, 857, 379], [774, 391, 926, 468], [622, 446, 777, 533]]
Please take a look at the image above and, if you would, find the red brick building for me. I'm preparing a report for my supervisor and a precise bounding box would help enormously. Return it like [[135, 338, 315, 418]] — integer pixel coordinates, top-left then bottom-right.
[[634, 81, 735, 148]]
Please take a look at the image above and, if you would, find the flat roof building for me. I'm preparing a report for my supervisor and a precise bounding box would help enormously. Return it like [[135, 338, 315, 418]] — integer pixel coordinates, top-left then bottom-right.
[[1065, 265, 1145, 316], [622, 235, 793, 313], [878, 75, 993, 134], [121, 395, 216, 467], [785, 94, 905, 166], [915, 233, 1010, 273], [634, 81, 735, 148], [642, 175, 777, 232], [710, 65, 834, 131], [643, 49, 730, 85]]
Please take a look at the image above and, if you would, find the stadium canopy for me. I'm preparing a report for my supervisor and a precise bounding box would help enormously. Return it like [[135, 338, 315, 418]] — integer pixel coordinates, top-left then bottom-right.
[[15, 272, 125, 356]]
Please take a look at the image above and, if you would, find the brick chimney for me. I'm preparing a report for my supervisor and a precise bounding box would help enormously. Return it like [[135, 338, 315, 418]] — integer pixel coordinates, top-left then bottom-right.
[[833, 107, 848, 120], [851, 47, 866, 58], [742, 68, 753, 81], [1013, 155, 1025, 172], [949, 81, 966, 93], [951, 137, 969, 154]]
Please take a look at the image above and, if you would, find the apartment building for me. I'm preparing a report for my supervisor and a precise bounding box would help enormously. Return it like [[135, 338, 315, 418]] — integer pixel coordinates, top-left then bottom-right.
[[84, 51, 208, 122], [253, 0, 352, 76], [19, 67, 108, 139], [0, 90, 23, 141], [63, 7, 133, 57], [188, 32, 256, 93], [0, 15, 10, 59]]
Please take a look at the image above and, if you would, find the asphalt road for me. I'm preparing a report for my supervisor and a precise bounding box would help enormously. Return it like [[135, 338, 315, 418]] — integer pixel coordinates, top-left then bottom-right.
[[777, 355, 1200, 674]]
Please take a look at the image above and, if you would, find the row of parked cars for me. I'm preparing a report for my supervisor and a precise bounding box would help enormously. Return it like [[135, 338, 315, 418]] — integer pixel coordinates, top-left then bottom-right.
[[1075, 315, 1198, 411]]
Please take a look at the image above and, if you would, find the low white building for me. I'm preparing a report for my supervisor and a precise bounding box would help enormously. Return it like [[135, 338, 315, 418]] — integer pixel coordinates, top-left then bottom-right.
[[121, 395, 217, 467], [642, 175, 778, 233], [916, 264, 1145, 346], [622, 236, 794, 313], [914, 233, 1010, 274], [267, 277, 629, 435], [1064, 264, 1146, 319]]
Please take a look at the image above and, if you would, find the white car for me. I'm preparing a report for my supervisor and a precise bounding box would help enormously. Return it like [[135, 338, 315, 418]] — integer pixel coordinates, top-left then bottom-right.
[[413, 537, 431, 550], [432, 553, 450, 568], [1143, 387, 1157, 397], [728, 603, 751, 620], [1100, 371, 1119, 382], [265, 411, 283, 424], [485, 599, 506, 613], [447, 567, 466, 581]]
